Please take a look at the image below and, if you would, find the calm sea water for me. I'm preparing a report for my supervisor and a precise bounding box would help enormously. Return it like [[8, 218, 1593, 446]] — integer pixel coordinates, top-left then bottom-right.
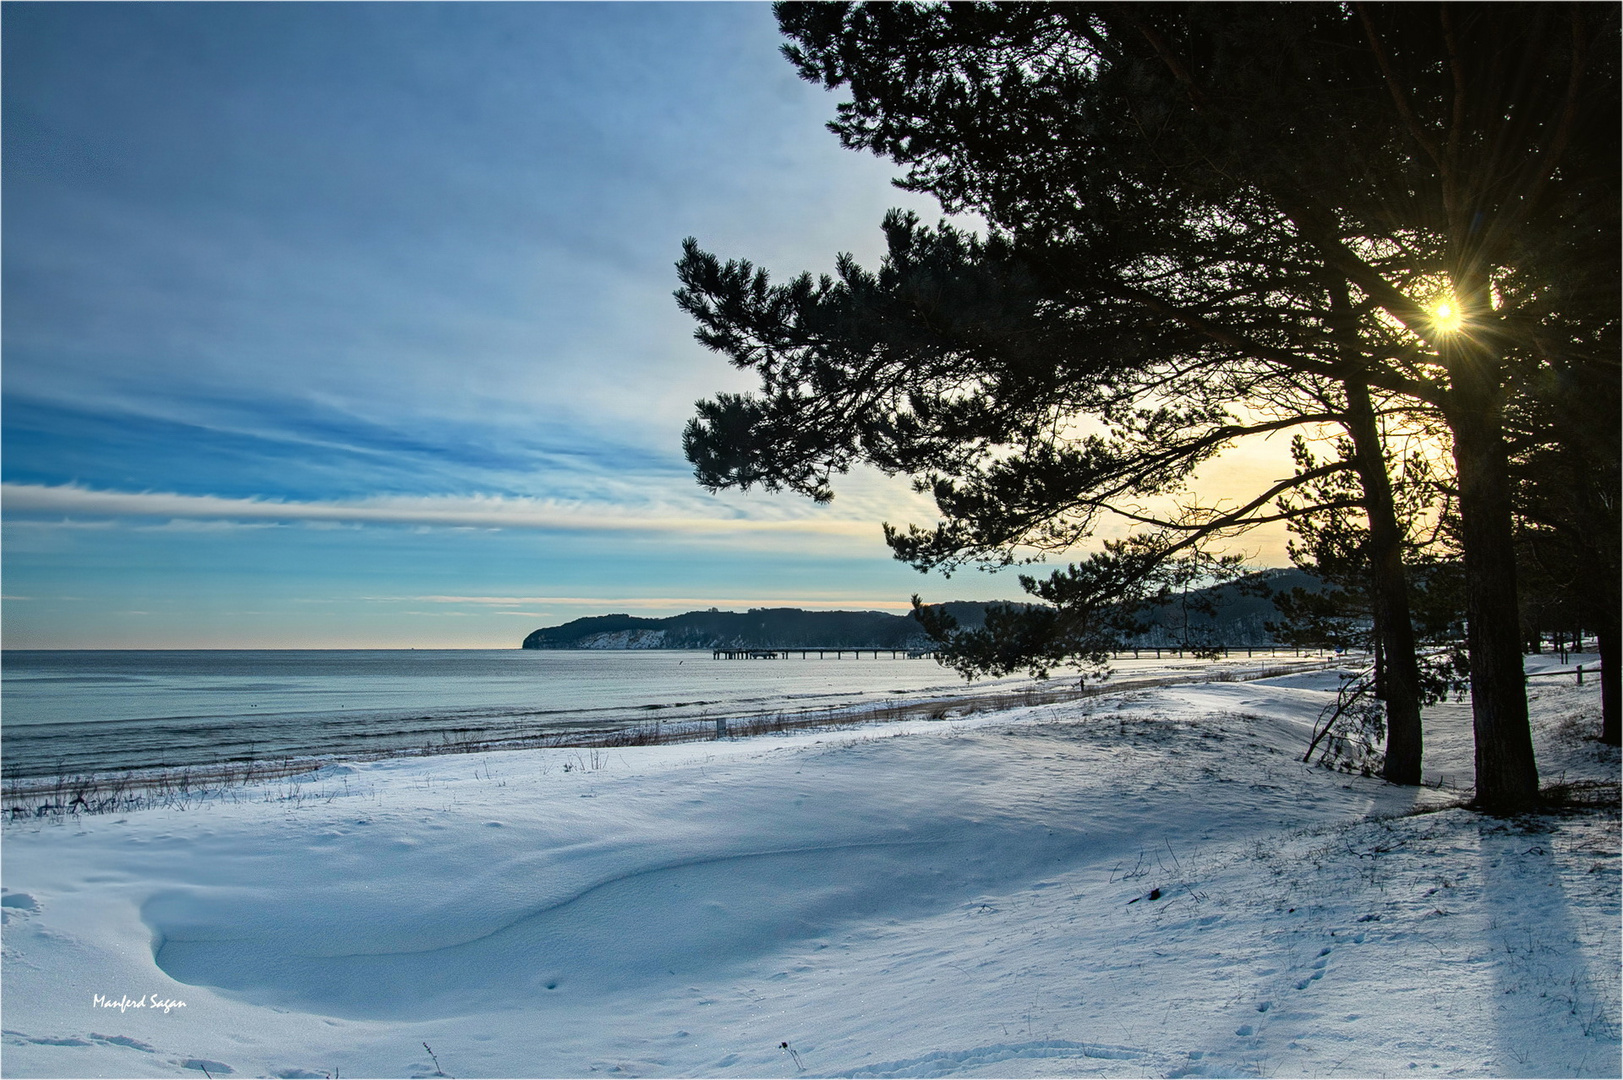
[[0, 649, 1032, 778]]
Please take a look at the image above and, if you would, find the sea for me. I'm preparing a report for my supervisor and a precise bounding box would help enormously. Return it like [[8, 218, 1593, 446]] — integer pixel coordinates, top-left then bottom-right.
[[0, 649, 1048, 779]]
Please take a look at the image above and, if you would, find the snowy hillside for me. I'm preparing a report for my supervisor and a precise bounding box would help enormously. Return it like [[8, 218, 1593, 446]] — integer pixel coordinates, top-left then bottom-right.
[[2, 661, 1617, 1079]]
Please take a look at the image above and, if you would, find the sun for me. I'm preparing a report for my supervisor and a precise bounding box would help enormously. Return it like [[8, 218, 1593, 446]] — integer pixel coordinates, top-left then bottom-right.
[[1431, 296, 1464, 334]]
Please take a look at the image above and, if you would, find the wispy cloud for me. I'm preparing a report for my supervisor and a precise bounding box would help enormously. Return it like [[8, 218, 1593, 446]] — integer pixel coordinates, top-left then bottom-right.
[[1, 4, 971, 648], [1, 482, 879, 538]]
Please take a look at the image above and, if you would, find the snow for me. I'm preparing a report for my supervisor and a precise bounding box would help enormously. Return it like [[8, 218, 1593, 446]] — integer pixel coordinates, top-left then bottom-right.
[[3, 660, 1617, 1079]]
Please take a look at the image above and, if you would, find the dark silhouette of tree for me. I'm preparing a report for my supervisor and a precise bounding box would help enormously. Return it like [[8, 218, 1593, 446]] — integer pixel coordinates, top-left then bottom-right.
[[679, 2, 1618, 810], [678, 216, 1436, 783], [1509, 374, 1621, 744]]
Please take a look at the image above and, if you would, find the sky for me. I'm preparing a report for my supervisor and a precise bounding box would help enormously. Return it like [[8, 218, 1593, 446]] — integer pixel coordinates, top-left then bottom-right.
[[2, 2, 1295, 649]]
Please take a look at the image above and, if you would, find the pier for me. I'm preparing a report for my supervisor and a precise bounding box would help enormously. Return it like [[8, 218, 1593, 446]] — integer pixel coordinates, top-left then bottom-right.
[[711, 648, 938, 660]]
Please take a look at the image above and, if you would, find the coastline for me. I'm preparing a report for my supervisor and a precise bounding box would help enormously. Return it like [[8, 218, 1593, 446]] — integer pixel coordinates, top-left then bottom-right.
[[2, 655, 1343, 817]]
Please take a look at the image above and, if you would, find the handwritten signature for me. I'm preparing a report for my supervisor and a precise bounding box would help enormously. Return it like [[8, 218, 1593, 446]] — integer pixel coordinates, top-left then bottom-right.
[[92, 993, 186, 1014]]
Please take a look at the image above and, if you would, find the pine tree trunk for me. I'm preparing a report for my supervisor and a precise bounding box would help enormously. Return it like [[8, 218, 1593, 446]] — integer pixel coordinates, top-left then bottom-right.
[[1598, 594, 1620, 746], [1343, 380, 1423, 786], [1448, 380, 1540, 811], [1559, 432, 1620, 746]]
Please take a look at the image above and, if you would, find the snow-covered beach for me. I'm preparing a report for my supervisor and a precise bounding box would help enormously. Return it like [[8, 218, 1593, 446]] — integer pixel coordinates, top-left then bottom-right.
[[2, 659, 1617, 1079]]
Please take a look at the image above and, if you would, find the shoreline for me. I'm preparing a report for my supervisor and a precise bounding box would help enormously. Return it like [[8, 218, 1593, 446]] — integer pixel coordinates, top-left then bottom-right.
[[2, 656, 1341, 818]]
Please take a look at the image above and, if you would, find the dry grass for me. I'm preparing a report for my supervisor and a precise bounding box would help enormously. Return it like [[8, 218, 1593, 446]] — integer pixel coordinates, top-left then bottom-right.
[[3, 757, 325, 820], [1537, 778, 1623, 813]]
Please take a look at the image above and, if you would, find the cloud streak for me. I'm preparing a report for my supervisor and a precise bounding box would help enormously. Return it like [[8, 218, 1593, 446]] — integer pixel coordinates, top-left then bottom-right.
[[1, 482, 879, 538]]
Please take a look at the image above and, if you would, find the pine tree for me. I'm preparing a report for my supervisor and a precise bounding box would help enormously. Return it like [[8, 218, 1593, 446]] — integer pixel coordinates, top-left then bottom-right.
[[680, 2, 1619, 810]]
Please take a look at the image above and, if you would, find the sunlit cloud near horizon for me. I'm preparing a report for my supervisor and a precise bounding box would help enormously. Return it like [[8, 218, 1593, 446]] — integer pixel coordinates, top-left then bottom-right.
[[2, 3, 1287, 649]]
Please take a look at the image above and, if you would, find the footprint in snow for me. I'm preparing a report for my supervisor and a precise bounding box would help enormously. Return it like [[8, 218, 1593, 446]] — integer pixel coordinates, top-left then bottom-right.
[[6, 1029, 152, 1054], [7, 1033, 93, 1047], [1292, 945, 1331, 989], [181, 1059, 233, 1075]]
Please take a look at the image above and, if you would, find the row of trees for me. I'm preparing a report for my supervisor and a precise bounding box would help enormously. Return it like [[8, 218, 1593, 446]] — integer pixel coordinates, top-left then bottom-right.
[[675, 3, 1619, 811]]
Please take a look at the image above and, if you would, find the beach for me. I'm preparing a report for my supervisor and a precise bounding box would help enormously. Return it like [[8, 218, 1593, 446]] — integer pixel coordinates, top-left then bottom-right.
[[1, 658, 1617, 1078]]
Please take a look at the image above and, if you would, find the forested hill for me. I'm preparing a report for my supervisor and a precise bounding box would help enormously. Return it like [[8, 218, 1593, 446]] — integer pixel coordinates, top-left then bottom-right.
[[520, 607, 942, 650], [521, 571, 1324, 649]]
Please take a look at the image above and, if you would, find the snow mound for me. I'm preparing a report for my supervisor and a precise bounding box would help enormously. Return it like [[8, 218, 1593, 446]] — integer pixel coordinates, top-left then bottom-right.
[[147, 818, 1103, 1020]]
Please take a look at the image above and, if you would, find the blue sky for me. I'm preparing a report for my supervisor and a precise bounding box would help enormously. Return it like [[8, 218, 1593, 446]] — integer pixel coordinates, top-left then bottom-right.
[[3, 2, 1302, 649], [3, 1, 1053, 648]]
